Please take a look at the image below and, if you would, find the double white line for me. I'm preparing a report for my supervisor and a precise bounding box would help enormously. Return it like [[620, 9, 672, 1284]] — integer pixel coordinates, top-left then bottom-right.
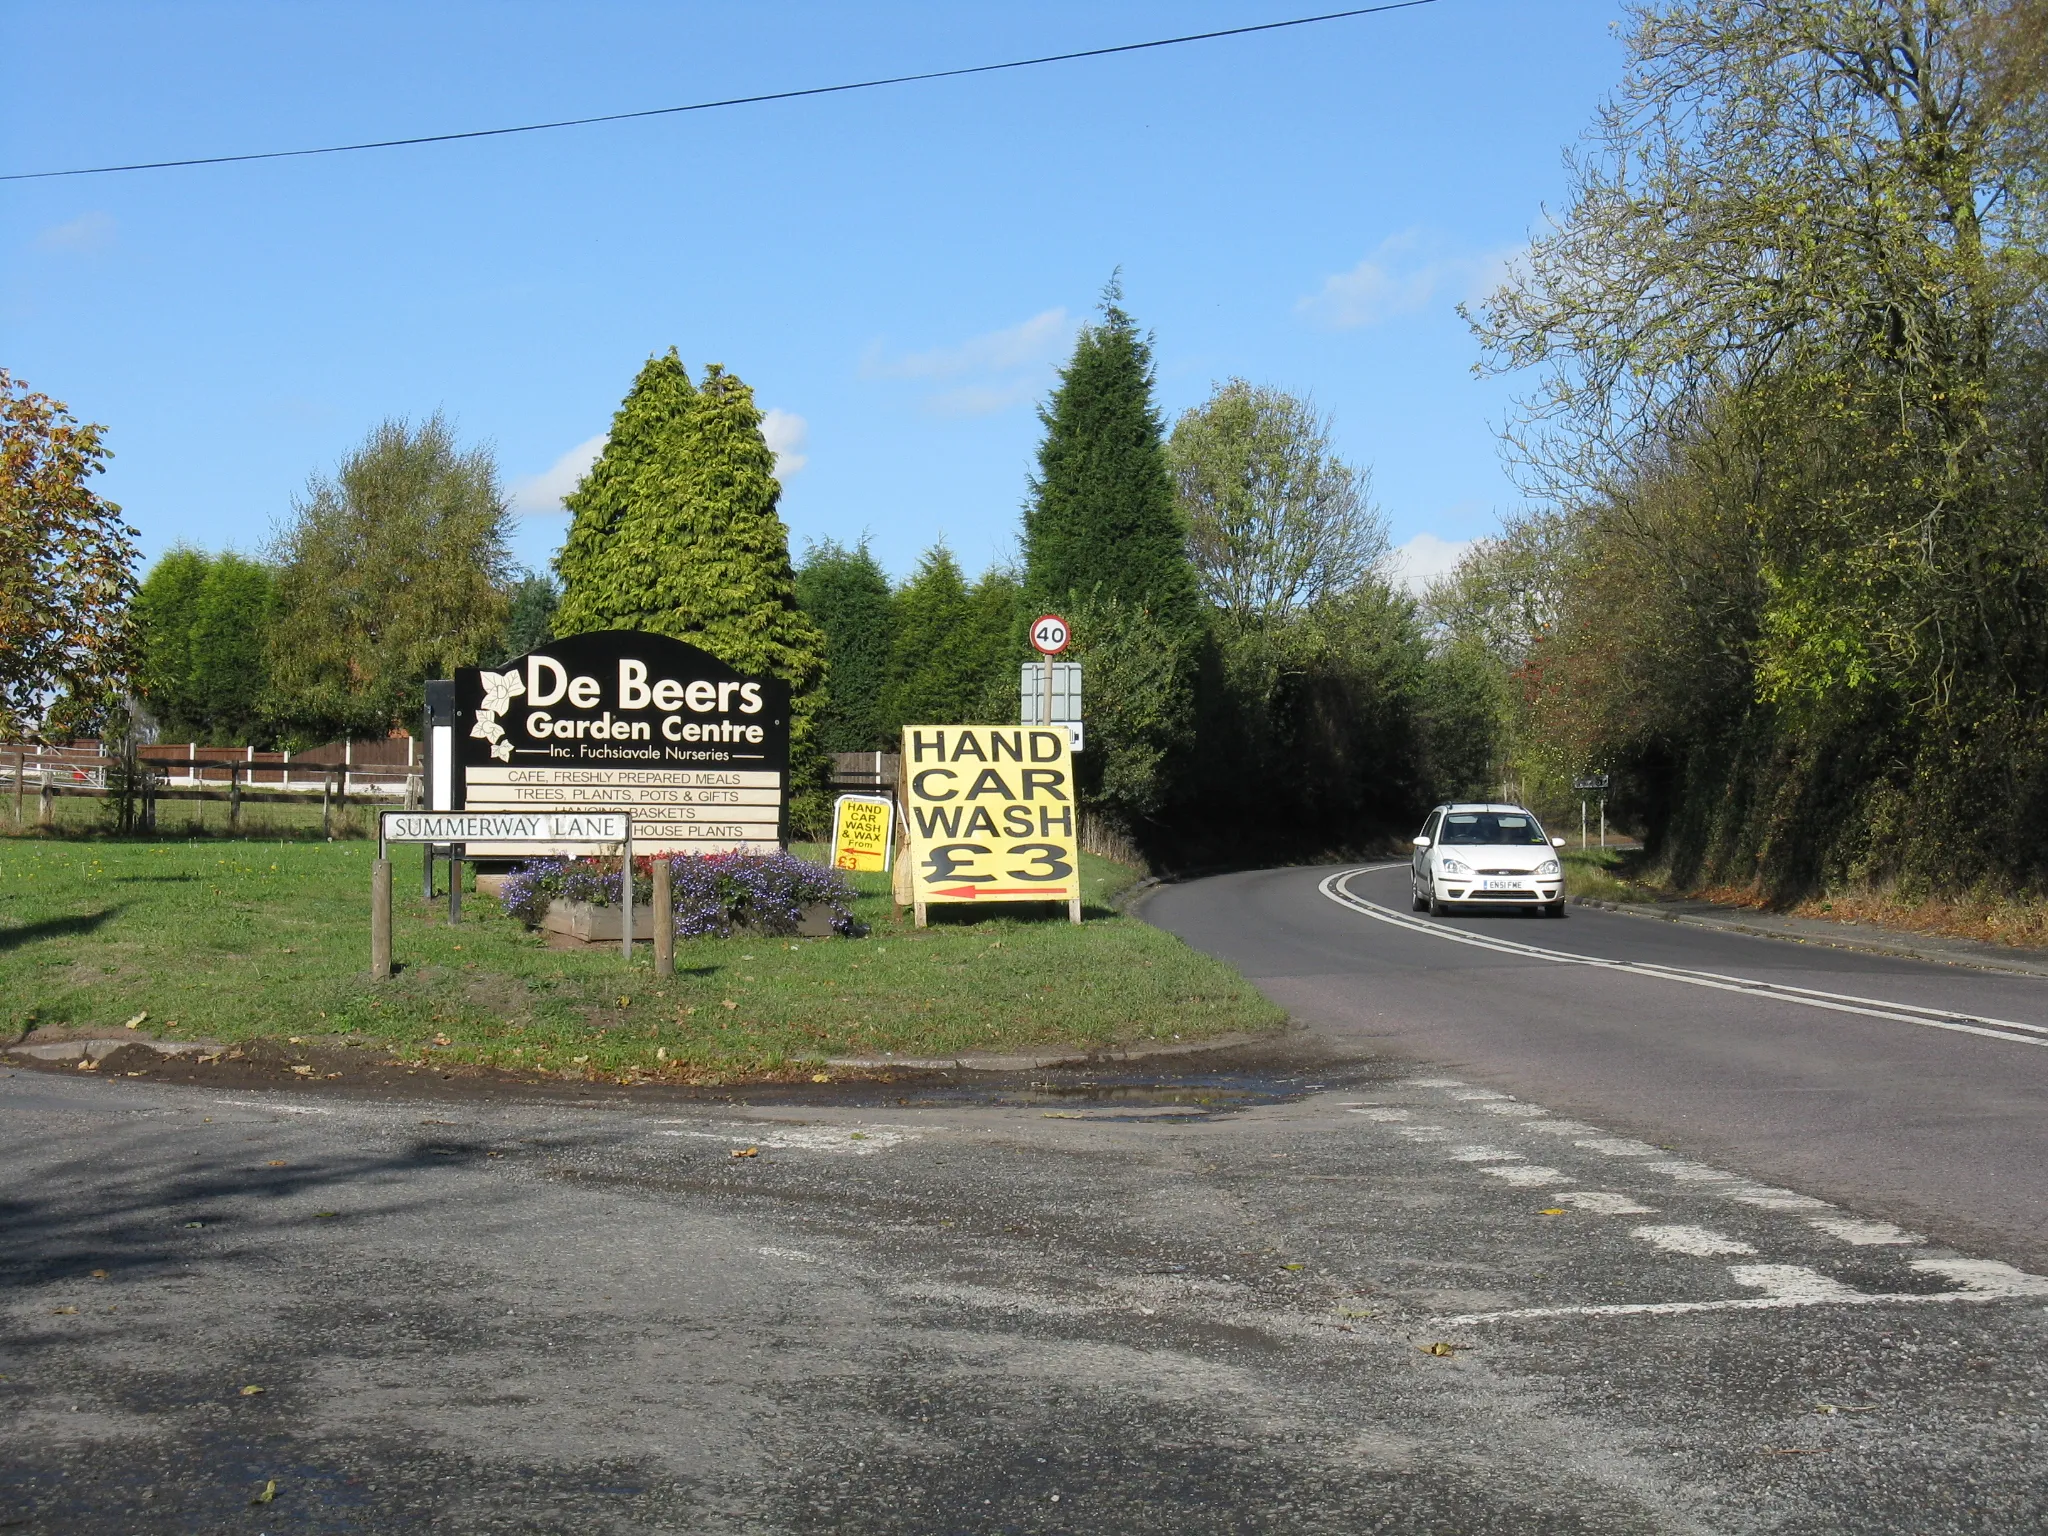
[[1320, 868, 2048, 1050]]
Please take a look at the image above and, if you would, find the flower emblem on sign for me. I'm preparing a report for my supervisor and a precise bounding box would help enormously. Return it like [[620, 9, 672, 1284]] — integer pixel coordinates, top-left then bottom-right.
[[471, 669, 526, 761]]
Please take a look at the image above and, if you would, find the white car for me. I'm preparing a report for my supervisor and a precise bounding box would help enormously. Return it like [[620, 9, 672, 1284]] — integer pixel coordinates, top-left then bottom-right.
[[1410, 803, 1567, 917]]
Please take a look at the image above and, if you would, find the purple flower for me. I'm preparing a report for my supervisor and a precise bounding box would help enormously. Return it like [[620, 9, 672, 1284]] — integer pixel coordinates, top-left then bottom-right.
[[498, 851, 862, 939]]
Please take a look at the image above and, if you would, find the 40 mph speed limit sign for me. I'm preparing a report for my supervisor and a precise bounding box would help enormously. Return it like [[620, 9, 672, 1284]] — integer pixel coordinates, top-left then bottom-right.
[[1030, 614, 1070, 655]]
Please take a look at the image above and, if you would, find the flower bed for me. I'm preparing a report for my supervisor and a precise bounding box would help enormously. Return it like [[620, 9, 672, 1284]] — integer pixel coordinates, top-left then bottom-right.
[[499, 851, 862, 939]]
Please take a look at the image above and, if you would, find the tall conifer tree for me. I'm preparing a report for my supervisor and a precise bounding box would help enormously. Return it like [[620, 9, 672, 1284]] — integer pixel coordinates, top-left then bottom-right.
[[1024, 279, 1199, 634], [553, 357, 829, 831], [796, 537, 894, 753]]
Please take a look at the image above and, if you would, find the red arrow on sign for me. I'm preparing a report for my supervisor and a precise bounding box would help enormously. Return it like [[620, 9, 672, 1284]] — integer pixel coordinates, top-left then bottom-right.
[[930, 885, 1068, 899]]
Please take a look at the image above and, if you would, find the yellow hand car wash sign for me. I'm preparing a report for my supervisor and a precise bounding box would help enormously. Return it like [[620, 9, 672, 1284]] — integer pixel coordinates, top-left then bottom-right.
[[900, 726, 1080, 921]]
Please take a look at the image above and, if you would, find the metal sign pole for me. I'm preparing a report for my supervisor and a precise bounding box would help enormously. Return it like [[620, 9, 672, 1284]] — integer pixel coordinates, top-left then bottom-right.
[[621, 817, 634, 964], [449, 844, 463, 925]]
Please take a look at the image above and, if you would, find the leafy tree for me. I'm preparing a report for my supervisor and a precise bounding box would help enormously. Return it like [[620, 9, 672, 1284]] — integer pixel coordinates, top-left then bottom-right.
[[497, 571, 561, 663], [1024, 279, 1200, 634], [553, 359, 829, 831], [1170, 380, 1387, 628], [266, 414, 513, 743], [187, 554, 275, 744], [880, 546, 1011, 732], [553, 351, 694, 634], [132, 547, 210, 735], [796, 537, 895, 753], [0, 369, 138, 738]]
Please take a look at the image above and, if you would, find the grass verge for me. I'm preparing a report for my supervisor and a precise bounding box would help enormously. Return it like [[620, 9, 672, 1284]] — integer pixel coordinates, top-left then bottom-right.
[[0, 837, 1281, 1082]]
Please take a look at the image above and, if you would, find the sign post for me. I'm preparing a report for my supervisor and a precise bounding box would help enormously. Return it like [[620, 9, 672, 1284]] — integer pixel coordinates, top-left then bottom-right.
[[1572, 774, 1611, 851], [900, 726, 1081, 928], [374, 811, 633, 978], [1030, 615, 1069, 747]]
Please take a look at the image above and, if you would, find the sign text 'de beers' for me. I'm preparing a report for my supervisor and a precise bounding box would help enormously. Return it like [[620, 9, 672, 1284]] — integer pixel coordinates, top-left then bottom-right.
[[900, 725, 1080, 926], [453, 631, 789, 857]]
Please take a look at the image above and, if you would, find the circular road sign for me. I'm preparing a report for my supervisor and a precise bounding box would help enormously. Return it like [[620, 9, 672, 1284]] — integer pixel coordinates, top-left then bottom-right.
[[1030, 614, 1070, 656]]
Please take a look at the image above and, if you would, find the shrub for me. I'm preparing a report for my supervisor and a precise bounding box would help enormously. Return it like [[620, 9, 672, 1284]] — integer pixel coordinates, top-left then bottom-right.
[[499, 851, 862, 939]]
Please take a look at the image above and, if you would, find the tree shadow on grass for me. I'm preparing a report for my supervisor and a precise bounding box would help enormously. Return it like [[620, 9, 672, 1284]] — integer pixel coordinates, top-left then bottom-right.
[[0, 907, 123, 953]]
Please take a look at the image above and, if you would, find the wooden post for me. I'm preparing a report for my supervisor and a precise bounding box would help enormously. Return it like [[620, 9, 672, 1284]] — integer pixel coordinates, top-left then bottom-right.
[[13, 751, 22, 824], [371, 857, 393, 979], [1069, 893, 1082, 925], [321, 770, 334, 838], [39, 781, 54, 828], [652, 856, 673, 977], [448, 846, 462, 925], [229, 765, 242, 830]]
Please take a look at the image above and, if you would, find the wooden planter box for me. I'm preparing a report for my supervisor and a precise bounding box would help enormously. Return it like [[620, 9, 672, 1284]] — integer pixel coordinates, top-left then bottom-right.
[[540, 898, 840, 943]]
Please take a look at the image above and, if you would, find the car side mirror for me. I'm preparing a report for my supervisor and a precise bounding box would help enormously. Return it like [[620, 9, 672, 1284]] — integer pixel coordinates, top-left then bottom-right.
[[1412, 835, 1432, 849], [1552, 837, 1566, 847]]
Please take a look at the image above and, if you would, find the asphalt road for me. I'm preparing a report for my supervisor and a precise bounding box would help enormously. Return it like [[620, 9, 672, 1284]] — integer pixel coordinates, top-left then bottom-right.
[[4, 865, 2046, 1532], [1145, 863, 2048, 1272]]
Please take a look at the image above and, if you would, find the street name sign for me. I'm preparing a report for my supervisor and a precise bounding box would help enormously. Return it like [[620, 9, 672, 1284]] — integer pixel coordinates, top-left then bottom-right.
[[381, 812, 628, 845], [900, 725, 1080, 926], [451, 631, 789, 857]]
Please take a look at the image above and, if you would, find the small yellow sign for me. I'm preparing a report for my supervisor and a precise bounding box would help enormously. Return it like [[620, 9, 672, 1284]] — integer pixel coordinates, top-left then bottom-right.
[[830, 794, 894, 872], [900, 726, 1079, 920]]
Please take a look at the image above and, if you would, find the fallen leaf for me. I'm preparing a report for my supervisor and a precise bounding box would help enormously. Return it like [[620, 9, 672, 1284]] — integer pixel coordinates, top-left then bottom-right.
[[88, 1269, 108, 1280], [731, 1147, 760, 1159], [123, 1011, 148, 1029], [290, 1065, 314, 1077], [721, 999, 737, 1010], [266, 1160, 287, 1167], [287, 1037, 303, 1045], [1539, 1207, 1568, 1216], [1419, 1341, 1461, 1357], [811, 1073, 831, 1084], [656, 1047, 668, 1061], [1281, 1263, 1306, 1271], [76, 1059, 97, 1071], [240, 1384, 266, 1396], [617, 996, 631, 1008], [51, 1306, 77, 1315], [250, 1479, 277, 1504]]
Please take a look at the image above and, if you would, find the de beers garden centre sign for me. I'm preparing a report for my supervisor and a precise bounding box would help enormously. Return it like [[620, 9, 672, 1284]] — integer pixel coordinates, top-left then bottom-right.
[[446, 631, 790, 857]]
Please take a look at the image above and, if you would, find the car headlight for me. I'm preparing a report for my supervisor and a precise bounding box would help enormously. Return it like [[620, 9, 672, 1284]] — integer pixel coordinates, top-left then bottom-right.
[[1437, 856, 1469, 875], [1537, 859, 1561, 878]]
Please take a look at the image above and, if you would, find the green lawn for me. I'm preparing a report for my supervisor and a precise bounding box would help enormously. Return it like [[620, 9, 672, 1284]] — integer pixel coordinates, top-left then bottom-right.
[[0, 836, 1281, 1081]]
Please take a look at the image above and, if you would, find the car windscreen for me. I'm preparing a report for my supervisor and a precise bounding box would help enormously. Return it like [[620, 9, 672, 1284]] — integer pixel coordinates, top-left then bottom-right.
[[1438, 813, 1547, 846]]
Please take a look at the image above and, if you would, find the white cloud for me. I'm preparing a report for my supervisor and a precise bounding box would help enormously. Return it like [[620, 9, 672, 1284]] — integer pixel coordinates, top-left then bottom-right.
[[1389, 531, 1476, 594], [862, 308, 1075, 418], [762, 408, 808, 478], [35, 211, 115, 254], [508, 434, 604, 516], [1299, 231, 1522, 330]]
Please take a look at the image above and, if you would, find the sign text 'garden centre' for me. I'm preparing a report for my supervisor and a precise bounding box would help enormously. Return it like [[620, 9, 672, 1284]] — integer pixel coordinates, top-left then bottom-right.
[[452, 631, 789, 857]]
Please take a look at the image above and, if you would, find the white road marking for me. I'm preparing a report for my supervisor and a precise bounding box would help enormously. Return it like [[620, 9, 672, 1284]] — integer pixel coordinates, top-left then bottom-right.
[[1481, 1164, 1565, 1185], [1346, 1108, 1412, 1121], [1722, 1186, 1832, 1211], [1578, 1138, 1663, 1157], [756, 1246, 824, 1264], [1447, 1145, 1523, 1162], [1322, 869, 2048, 1049], [658, 1125, 915, 1155], [1450, 1089, 1510, 1101], [1555, 1191, 1658, 1215], [1809, 1217, 1923, 1246], [1444, 1260, 2048, 1325], [1526, 1120, 1602, 1137], [1480, 1103, 1547, 1117], [1914, 1259, 2048, 1298], [1632, 1224, 1757, 1257], [211, 1099, 335, 1115], [1644, 1160, 1739, 1181], [1409, 1077, 1467, 1088], [1394, 1126, 1453, 1140]]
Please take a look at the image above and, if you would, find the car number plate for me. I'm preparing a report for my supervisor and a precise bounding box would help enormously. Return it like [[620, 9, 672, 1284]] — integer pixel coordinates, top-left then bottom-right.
[[1480, 877, 1523, 890]]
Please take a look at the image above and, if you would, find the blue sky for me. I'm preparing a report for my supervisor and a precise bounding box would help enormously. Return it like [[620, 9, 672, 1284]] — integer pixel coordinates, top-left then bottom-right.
[[2, 1, 1627, 591]]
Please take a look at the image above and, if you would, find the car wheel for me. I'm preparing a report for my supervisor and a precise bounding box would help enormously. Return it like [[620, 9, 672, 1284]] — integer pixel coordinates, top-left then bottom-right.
[[1411, 885, 1428, 912], [1427, 894, 1446, 917], [1543, 900, 1566, 918]]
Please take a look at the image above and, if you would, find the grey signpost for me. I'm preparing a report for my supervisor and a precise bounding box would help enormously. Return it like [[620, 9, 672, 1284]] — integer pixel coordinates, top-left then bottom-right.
[[1572, 774, 1611, 849], [374, 811, 634, 979]]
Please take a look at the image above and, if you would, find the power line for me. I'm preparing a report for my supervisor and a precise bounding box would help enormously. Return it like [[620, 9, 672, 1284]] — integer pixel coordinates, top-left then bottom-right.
[[1, 1, 1442, 183]]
